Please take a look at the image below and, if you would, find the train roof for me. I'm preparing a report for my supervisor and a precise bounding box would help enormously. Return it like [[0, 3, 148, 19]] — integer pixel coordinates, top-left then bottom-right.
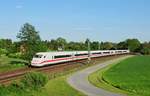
[[36, 50, 129, 56], [36, 51, 88, 56]]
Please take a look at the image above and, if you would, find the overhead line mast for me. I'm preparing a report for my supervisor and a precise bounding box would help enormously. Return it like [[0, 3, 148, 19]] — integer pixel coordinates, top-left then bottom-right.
[[87, 39, 91, 63]]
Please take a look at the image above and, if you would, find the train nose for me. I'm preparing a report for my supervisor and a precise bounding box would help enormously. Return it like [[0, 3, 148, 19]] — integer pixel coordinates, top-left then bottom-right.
[[31, 59, 41, 64]]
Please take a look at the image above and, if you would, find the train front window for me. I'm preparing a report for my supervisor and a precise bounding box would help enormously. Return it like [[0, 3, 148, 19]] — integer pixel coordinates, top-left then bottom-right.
[[34, 54, 43, 58]]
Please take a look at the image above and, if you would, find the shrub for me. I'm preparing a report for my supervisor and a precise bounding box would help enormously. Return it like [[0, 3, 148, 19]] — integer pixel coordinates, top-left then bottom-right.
[[0, 85, 9, 96], [8, 52, 22, 59], [0, 48, 8, 56], [141, 48, 150, 55], [21, 72, 48, 89]]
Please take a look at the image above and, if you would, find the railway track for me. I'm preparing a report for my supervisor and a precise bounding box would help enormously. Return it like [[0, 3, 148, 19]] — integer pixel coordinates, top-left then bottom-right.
[[0, 60, 86, 84]]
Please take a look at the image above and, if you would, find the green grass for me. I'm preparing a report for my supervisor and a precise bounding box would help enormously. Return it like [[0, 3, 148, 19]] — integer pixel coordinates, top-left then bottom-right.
[[0, 55, 27, 73], [103, 56, 150, 96], [45, 76, 85, 96]]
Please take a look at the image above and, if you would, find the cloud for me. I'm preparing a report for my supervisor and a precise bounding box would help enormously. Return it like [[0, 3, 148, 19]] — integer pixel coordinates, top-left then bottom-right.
[[16, 5, 23, 9]]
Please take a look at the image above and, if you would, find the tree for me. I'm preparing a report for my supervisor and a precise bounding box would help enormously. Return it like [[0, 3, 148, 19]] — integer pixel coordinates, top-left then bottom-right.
[[91, 41, 99, 50], [17, 23, 47, 61], [140, 42, 150, 55], [117, 41, 128, 50], [0, 39, 13, 55], [126, 39, 141, 52], [100, 42, 114, 50], [141, 47, 150, 55], [56, 37, 67, 51]]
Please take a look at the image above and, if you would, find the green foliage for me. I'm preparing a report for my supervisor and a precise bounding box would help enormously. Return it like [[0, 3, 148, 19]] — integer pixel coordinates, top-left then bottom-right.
[[100, 42, 115, 50], [0, 72, 48, 96], [56, 37, 67, 50], [0, 48, 8, 56], [21, 72, 48, 89], [8, 52, 22, 58], [126, 39, 141, 52], [0, 56, 26, 73], [91, 41, 100, 50], [66, 41, 87, 51], [103, 56, 150, 96], [117, 41, 128, 50], [141, 42, 150, 55], [17, 23, 47, 61], [0, 39, 13, 54], [141, 47, 150, 55]]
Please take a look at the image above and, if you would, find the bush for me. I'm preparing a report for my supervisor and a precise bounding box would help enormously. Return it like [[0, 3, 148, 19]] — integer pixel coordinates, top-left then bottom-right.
[[141, 48, 150, 55], [8, 52, 22, 59], [0, 48, 8, 56], [0, 85, 9, 96], [21, 72, 48, 89], [0, 72, 48, 96]]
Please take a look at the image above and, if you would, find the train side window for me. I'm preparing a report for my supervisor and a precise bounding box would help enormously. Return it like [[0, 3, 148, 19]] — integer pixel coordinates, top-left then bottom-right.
[[75, 53, 88, 56], [104, 52, 110, 54], [54, 55, 71, 59], [92, 52, 101, 54]]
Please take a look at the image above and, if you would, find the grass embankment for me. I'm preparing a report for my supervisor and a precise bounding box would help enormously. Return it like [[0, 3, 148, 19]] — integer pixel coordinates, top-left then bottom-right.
[[45, 76, 85, 96], [90, 56, 150, 96], [0, 55, 27, 73]]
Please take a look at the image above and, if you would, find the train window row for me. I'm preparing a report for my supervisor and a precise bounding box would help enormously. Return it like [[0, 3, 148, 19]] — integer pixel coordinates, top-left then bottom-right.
[[92, 52, 102, 54], [103, 52, 110, 54], [75, 53, 88, 56], [53, 50, 126, 59], [54, 55, 72, 59]]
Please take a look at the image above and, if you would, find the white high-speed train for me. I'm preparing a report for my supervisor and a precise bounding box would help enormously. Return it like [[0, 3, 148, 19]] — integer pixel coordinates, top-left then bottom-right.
[[31, 50, 129, 67]]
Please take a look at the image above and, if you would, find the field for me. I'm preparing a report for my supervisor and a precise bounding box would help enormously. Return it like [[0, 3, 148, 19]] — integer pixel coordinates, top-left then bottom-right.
[[103, 56, 150, 96], [0, 55, 27, 73]]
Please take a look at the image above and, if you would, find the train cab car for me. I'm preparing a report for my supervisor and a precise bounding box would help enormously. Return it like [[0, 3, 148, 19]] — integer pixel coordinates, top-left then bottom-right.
[[31, 52, 75, 67], [31, 52, 51, 67]]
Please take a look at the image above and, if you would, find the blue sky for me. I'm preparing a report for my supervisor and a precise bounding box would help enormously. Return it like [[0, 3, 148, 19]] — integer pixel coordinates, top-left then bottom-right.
[[0, 0, 150, 42]]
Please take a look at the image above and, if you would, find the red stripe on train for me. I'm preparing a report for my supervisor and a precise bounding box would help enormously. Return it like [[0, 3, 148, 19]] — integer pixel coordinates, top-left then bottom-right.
[[39, 55, 88, 64]]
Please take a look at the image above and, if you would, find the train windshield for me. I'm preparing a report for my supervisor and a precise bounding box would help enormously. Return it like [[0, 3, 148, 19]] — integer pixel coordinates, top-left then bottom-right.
[[34, 54, 43, 58]]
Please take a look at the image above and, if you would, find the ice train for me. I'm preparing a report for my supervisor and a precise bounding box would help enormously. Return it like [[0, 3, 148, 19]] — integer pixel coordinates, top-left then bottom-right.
[[31, 50, 129, 67]]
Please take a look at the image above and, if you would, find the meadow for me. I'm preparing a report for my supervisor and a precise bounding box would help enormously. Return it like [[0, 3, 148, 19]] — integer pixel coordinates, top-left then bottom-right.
[[103, 56, 150, 96], [0, 55, 27, 73]]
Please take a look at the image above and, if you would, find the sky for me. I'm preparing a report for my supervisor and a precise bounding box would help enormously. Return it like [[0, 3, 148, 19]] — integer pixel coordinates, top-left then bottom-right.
[[0, 0, 150, 42]]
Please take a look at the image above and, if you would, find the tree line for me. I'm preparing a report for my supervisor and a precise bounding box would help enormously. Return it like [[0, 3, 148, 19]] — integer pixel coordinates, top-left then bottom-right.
[[0, 23, 150, 61]]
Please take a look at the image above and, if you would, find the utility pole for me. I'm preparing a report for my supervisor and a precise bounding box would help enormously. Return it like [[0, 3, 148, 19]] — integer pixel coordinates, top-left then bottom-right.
[[98, 42, 100, 50], [87, 39, 91, 63]]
